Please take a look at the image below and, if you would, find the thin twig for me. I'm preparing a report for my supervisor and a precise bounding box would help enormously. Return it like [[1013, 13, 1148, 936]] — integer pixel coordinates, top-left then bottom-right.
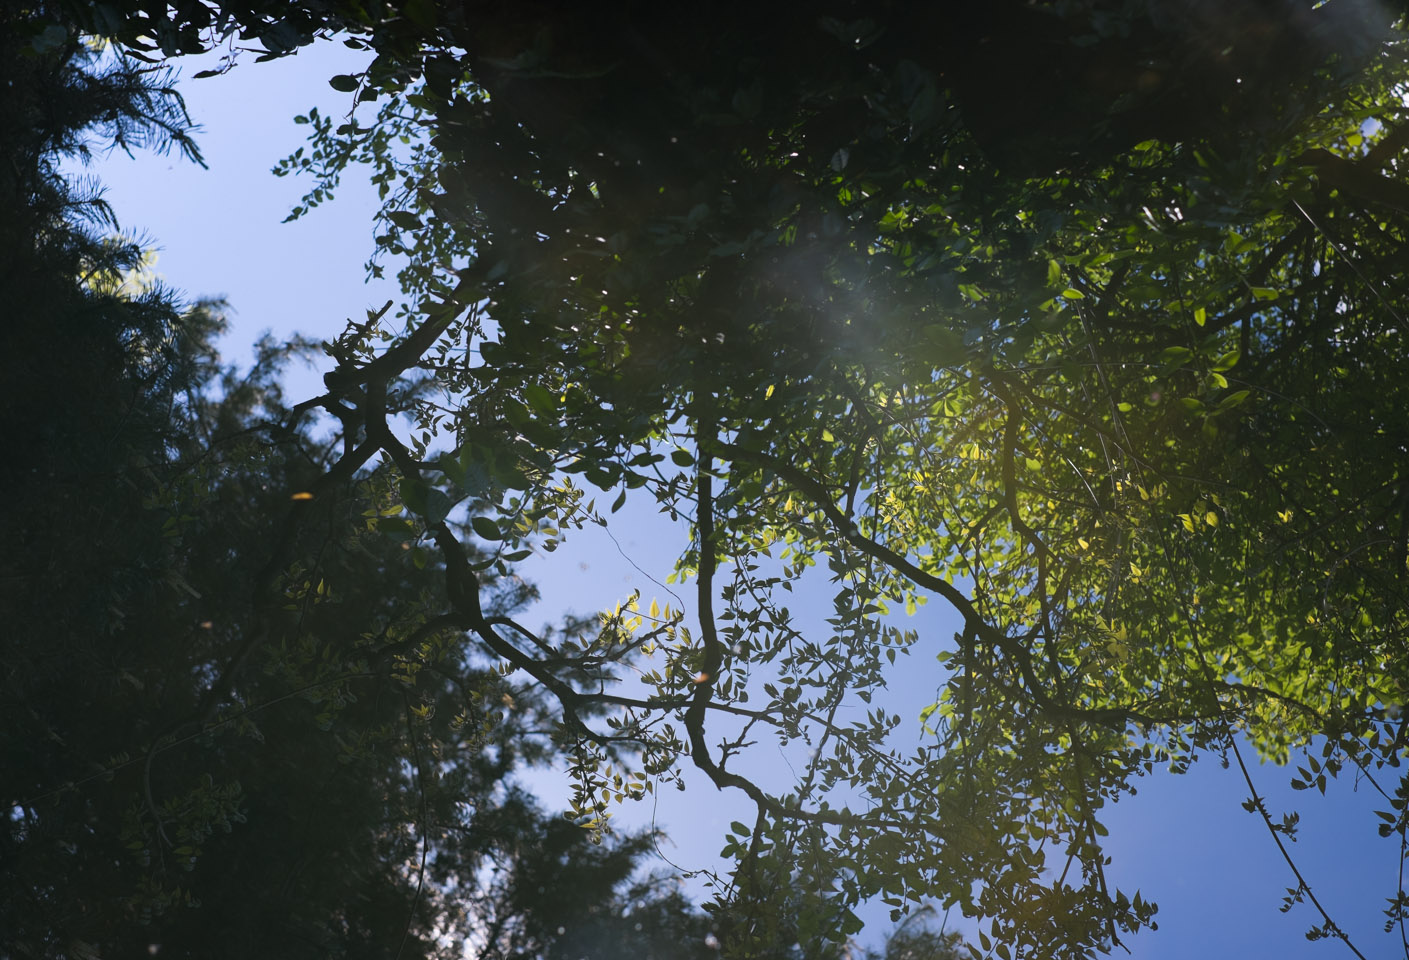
[[397, 691, 430, 960]]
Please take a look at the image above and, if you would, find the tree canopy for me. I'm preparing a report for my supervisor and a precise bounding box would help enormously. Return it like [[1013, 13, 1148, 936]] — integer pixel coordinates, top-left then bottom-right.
[[1, 18, 729, 960], [16, 1, 1409, 957]]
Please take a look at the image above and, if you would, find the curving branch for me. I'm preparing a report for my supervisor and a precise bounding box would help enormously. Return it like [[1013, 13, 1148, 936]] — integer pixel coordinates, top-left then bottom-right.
[[712, 439, 1208, 733]]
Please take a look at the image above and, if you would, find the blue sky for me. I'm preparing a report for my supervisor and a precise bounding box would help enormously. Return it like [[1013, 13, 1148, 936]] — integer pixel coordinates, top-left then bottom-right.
[[88, 38, 1401, 958]]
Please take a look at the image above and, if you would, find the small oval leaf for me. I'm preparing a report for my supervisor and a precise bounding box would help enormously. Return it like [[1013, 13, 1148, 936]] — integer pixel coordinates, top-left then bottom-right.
[[471, 516, 503, 541]]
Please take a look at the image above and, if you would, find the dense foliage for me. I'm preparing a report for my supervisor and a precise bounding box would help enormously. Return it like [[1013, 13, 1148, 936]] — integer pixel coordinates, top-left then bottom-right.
[[0, 16, 732, 960], [2, 12, 975, 960], [18, 1, 1409, 957]]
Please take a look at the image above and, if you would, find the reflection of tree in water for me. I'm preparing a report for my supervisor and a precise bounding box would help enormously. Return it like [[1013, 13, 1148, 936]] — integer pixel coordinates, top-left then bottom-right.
[[9, 2, 1409, 958]]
